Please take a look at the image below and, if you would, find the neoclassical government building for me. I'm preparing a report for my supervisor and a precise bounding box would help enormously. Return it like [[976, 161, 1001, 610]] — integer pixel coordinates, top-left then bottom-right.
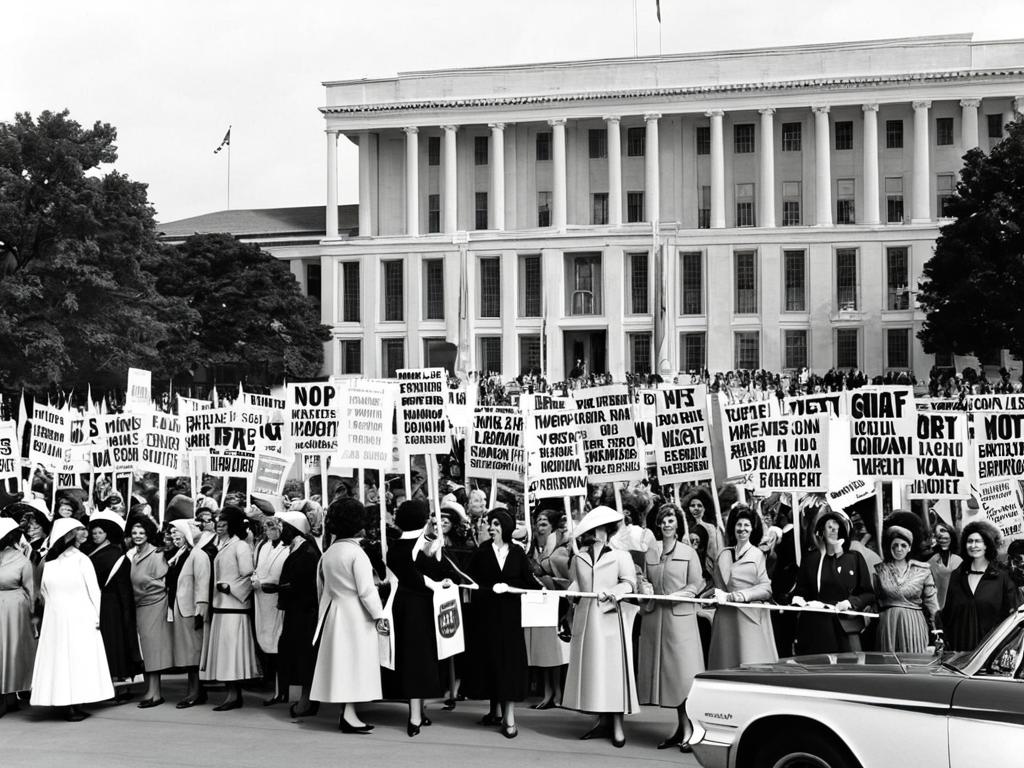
[[164, 33, 1024, 382]]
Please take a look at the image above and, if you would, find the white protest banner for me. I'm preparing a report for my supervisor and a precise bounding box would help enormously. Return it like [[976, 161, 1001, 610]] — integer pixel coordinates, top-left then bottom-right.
[[780, 392, 845, 417], [137, 412, 184, 476], [749, 413, 829, 493], [633, 389, 658, 466], [207, 421, 263, 477], [335, 382, 395, 469], [125, 368, 153, 413], [827, 477, 876, 510], [843, 386, 915, 478], [284, 383, 340, 455], [29, 403, 71, 470], [519, 393, 570, 411], [446, 384, 473, 433], [430, 582, 465, 660], [177, 395, 212, 414], [976, 479, 1024, 546], [967, 393, 1024, 412], [653, 386, 714, 486], [184, 407, 234, 453], [0, 421, 18, 481], [917, 398, 966, 411], [573, 384, 644, 484], [467, 407, 524, 482], [525, 403, 587, 500], [238, 392, 286, 422], [908, 411, 971, 499], [251, 452, 295, 497], [396, 368, 449, 455], [718, 398, 775, 481], [973, 412, 1024, 481], [103, 413, 143, 472]]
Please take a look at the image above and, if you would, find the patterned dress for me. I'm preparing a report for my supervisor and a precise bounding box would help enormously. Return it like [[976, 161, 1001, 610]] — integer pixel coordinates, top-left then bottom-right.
[[874, 560, 940, 653]]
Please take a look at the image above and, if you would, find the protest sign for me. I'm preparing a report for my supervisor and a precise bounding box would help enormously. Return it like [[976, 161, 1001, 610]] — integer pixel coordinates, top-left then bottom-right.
[[843, 387, 915, 478], [285, 383, 340, 455], [335, 382, 395, 469], [525, 403, 587, 499], [177, 395, 212, 414], [239, 392, 286, 422], [908, 411, 971, 499], [967, 393, 1024, 412], [653, 386, 714, 486], [718, 398, 775, 481], [396, 368, 449, 455], [749, 413, 829, 493], [29, 403, 71, 470], [973, 412, 1024, 480], [125, 368, 153, 413], [573, 385, 644, 484], [446, 384, 473, 432], [916, 398, 966, 411], [138, 412, 185, 475], [0, 421, 20, 481], [184, 407, 235, 452], [251, 452, 295, 497], [208, 421, 258, 477], [633, 389, 658, 466], [430, 581, 465, 660], [976, 478, 1024, 545], [467, 407, 524, 482], [103, 413, 143, 472], [780, 392, 844, 417]]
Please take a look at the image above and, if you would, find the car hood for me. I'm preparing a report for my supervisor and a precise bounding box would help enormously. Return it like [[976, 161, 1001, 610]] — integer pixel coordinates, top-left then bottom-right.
[[718, 652, 942, 675]]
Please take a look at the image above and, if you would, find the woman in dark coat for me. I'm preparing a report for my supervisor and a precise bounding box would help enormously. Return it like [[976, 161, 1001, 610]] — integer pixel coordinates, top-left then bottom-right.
[[791, 508, 873, 654], [464, 508, 535, 739], [942, 519, 1018, 652]]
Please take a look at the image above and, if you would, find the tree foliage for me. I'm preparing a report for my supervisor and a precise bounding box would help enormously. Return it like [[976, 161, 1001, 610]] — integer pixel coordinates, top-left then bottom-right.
[[918, 118, 1024, 362], [150, 233, 329, 384]]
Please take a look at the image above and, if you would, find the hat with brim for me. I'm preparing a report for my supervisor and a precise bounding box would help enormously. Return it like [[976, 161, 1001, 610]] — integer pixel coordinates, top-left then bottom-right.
[[440, 496, 469, 526], [573, 505, 623, 541], [168, 519, 196, 548], [48, 518, 84, 548], [278, 510, 311, 537], [0, 517, 19, 543], [88, 510, 126, 543], [26, 497, 51, 521]]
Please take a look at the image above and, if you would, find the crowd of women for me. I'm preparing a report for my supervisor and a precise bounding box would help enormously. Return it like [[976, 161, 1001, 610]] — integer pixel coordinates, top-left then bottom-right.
[[0, 477, 1019, 753]]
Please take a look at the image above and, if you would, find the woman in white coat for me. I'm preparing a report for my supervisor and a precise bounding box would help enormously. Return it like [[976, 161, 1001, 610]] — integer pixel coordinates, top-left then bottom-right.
[[30, 518, 114, 721], [562, 506, 639, 749], [309, 499, 388, 734]]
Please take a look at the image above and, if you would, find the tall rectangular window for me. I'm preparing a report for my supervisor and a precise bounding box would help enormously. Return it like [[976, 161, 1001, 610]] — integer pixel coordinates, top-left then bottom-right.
[[479, 257, 501, 318], [474, 135, 488, 165], [697, 185, 711, 229], [835, 121, 853, 150], [696, 126, 710, 155], [306, 263, 321, 308], [734, 331, 760, 369], [987, 113, 1004, 139], [836, 248, 858, 311], [474, 191, 488, 230], [427, 193, 441, 233], [427, 136, 440, 166], [936, 173, 955, 217], [680, 251, 703, 315], [936, 117, 954, 146], [835, 328, 859, 369], [886, 119, 904, 149], [568, 254, 602, 315], [479, 336, 502, 375], [734, 124, 755, 153], [519, 335, 541, 374], [627, 252, 648, 314], [588, 129, 607, 159], [340, 339, 362, 375], [591, 192, 609, 225], [342, 262, 360, 322], [519, 254, 541, 317], [886, 177, 905, 223], [382, 260, 404, 321], [781, 122, 802, 151], [423, 259, 445, 320], [735, 183, 755, 227], [382, 338, 405, 378], [626, 127, 645, 156], [536, 132, 552, 161], [836, 178, 855, 224], [783, 249, 806, 312], [680, 332, 706, 372], [627, 191, 645, 223], [734, 250, 758, 314], [628, 333, 652, 374], [782, 181, 801, 226], [784, 330, 808, 369], [887, 328, 911, 369], [537, 191, 552, 227], [886, 246, 910, 310]]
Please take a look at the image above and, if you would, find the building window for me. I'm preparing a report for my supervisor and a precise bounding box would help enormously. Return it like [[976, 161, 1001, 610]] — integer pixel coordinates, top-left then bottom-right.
[[628, 333, 652, 374], [734, 250, 758, 314], [342, 262, 360, 322], [886, 177, 905, 223], [734, 123, 755, 153], [987, 113, 1004, 139], [423, 259, 445, 320], [835, 328, 859, 369], [627, 126, 645, 157], [836, 248, 858, 311], [520, 334, 541, 374], [735, 183, 755, 227], [479, 336, 502, 376], [783, 330, 808, 369], [475, 192, 488, 230], [886, 246, 910, 311], [536, 132, 552, 162], [479, 257, 501, 318], [836, 178, 855, 224], [680, 332, 706, 372], [936, 173, 955, 217], [589, 129, 607, 159], [936, 117, 954, 146], [340, 339, 361, 375], [627, 252, 648, 314], [781, 122, 802, 151], [886, 119, 904, 149], [591, 192, 609, 225], [627, 191, 645, 223], [782, 181, 801, 226], [680, 251, 703, 315], [734, 331, 760, 369], [474, 135, 488, 165], [427, 136, 440, 166], [835, 120, 854, 150], [382, 260, 404, 321], [887, 328, 911, 370], [697, 185, 710, 229], [382, 338, 404, 378], [696, 126, 710, 155], [306, 263, 321, 308], [427, 193, 440, 233], [568, 253, 602, 315], [537, 191, 551, 227], [783, 249, 806, 312], [519, 254, 541, 317]]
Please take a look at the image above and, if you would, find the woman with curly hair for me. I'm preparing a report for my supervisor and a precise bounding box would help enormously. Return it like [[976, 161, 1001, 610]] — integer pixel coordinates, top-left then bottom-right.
[[128, 514, 173, 707]]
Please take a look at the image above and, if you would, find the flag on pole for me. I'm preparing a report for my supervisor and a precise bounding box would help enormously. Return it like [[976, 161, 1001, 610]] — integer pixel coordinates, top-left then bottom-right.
[[214, 126, 231, 154]]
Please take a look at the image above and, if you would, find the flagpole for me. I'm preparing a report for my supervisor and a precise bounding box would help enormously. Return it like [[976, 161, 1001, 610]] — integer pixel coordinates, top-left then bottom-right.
[[227, 136, 231, 210], [633, 0, 638, 58]]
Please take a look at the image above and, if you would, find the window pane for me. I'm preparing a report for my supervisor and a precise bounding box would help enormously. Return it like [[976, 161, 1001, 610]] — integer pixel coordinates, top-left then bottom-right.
[[629, 252, 649, 314], [569, 254, 602, 315], [629, 333, 652, 374], [735, 251, 757, 314], [936, 117, 954, 146], [383, 260, 403, 321], [886, 119, 904, 149], [424, 259, 444, 320], [784, 330, 808, 369], [936, 173, 955, 217], [341, 340, 361, 375], [886, 247, 909, 310], [698, 185, 711, 229], [427, 193, 440, 233], [474, 135, 488, 165], [475, 191, 488, 230], [536, 132, 552, 161], [836, 249, 858, 310], [589, 129, 607, 159], [520, 335, 542, 374], [627, 127, 645, 157], [885, 177, 904, 224], [784, 250, 806, 311], [342, 262, 360, 322], [735, 332, 760, 369], [836, 328, 859, 369], [428, 136, 440, 166], [382, 338, 404, 377], [835, 121, 853, 150], [734, 124, 754, 153], [887, 328, 910, 369], [782, 122, 802, 152], [987, 113, 1004, 139], [520, 255, 541, 317], [479, 336, 502, 376], [537, 191, 551, 227], [592, 192, 609, 225], [681, 332, 706, 372], [306, 264, 321, 309], [627, 191, 645, 223], [479, 258, 501, 318], [681, 251, 703, 315], [696, 126, 711, 155]]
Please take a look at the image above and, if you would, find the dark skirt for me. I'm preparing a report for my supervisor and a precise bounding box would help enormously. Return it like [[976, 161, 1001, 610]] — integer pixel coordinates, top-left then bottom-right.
[[278, 607, 318, 686], [382, 585, 441, 699]]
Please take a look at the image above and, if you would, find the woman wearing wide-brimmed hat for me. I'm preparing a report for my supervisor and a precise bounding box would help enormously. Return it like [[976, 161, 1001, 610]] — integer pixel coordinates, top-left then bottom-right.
[[0, 518, 36, 716]]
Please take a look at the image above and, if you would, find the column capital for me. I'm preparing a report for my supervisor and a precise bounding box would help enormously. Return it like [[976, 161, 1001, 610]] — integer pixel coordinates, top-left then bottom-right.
[[758, 107, 776, 116], [403, 126, 419, 135], [959, 98, 981, 109], [811, 105, 830, 115], [441, 124, 458, 133], [325, 127, 340, 136], [602, 115, 621, 124], [487, 122, 506, 131], [861, 103, 879, 113], [704, 109, 724, 118], [547, 118, 567, 127], [643, 112, 662, 122], [912, 100, 932, 111]]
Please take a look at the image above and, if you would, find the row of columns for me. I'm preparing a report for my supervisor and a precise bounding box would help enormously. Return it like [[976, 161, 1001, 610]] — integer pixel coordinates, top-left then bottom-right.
[[325, 97, 1022, 239]]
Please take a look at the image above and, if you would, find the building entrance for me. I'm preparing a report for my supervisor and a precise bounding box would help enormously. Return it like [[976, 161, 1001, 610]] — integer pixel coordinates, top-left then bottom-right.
[[564, 330, 607, 379]]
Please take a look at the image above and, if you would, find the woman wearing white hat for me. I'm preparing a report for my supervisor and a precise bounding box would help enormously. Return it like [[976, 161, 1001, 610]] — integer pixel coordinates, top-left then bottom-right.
[[30, 518, 114, 721], [561, 506, 639, 748], [0, 518, 36, 716]]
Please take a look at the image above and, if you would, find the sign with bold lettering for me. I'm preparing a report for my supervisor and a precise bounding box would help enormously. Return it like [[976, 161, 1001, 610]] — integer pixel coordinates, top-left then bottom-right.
[[102, 413, 143, 472], [718, 398, 775, 481], [843, 387, 915, 478], [780, 392, 844, 417], [335, 382, 395, 469], [285, 383, 340, 455], [908, 411, 971, 499], [967, 393, 1024, 412], [976, 479, 1024, 545], [184, 407, 235, 452], [396, 368, 449, 455], [573, 385, 644, 483], [749, 414, 829, 493], [525, 401, 587, 499], [0, 421, 19, 480], [467, 407, 524, 481], [653, 386, 714, 486], [974, 412, 1024, 480], [138, 412, 184, 475], [29, 403, 70, 470]]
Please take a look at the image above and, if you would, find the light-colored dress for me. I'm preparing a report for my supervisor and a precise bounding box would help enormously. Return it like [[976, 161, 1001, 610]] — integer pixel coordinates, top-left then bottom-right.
[[253, 540, 288, 654], [0, 548, 36, 693], [708, 545, 777, 670], [524, 536, 570, 667], [131, 546, 173, 672], [30, 548, 114, 706], [874, 560, 940, 653], [200, 537, 260, 681], [167, 546, 204, 668], [562, 545, 640, 715], [309, 538, 384, 703], [637, 539, 705, 707]]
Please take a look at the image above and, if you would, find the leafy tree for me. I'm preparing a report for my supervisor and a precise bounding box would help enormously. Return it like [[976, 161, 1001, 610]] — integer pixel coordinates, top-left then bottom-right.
[[151, 233, 329, 384], [918, 118, 1024, 362], [0, 110, 171, 392]]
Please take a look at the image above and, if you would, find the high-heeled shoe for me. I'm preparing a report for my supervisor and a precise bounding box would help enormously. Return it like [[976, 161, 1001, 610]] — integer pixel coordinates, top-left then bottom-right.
[[442, 697, 456, 711], [212, 698, 243, 712], [339, 719, 374, 734], [406, 719, 421, 737], [531, 699, 556, 710], [502, 724, 519, 739], [679, 742, 693, 754], [657, 732, 685, 749], [262, 693, 287, 707], [611, 733, 626, 748], [580, 723, 611, 740], [478, 712, 501, 726]]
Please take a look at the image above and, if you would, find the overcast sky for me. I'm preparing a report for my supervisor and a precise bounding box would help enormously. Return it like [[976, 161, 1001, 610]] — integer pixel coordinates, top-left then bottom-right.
[[6, 1, 1024, 224]]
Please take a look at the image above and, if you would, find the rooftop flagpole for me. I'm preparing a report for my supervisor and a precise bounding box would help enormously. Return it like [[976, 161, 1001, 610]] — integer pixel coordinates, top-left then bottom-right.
[[214, 125, 232, 210]]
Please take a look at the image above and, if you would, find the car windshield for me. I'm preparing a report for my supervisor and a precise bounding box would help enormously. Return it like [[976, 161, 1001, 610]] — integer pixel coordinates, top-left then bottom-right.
[[944, 610, 1024, 673]]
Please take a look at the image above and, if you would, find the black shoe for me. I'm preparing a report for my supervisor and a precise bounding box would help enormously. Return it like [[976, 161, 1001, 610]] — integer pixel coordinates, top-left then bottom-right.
[[193, 690, 208, 705], [212, 698, 243, 712], [612, 734, 625, 748], [442, 698, 456, 711], [478, 713, 501, 726], [137, 697, 164, 709], [422, 714, 432, 726], [531, 699, 556, 710], [263, 694, 287, 707], [65, 706, 89, 722], [289, 702, 320, 718], [657, 733, 684, 749], [406, 720, 421, 737], [176, 698, 198, 709], [114, 689, 135, 704], [580, 723, 611, 740], [502, 724, 519, 739], [679, 742, 693, 754], [340, 719, 374, 734]]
